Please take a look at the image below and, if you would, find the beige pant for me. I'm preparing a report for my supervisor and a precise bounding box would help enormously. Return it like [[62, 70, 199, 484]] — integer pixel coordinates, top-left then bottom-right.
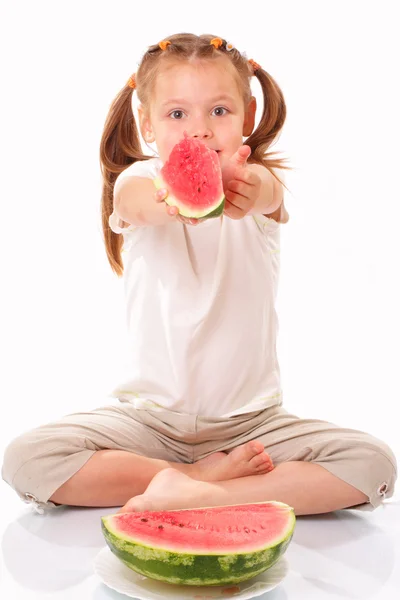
[[1, 402, 397, 512]]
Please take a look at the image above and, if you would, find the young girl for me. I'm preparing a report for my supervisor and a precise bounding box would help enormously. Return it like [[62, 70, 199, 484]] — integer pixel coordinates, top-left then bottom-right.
[[2, 33, 396, 516]]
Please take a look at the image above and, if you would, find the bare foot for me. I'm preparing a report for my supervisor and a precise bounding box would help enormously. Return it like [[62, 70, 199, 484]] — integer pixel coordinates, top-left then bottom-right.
[[192, 440, 274, 482], [118, 468, 224, 513]]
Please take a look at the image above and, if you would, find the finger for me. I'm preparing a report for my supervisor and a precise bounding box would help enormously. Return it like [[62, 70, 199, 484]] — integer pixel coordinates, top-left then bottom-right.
[[230, 145, 251, 168], [155, 188, 168, 202], [232, 169, 259, 186], [178, 215, 200, 225], [223, 197, 246, 220], [167, 205, 179, 216], [228, 179, 252, 198], [224, 191, 248, 213], [225, 187, 248, 207]]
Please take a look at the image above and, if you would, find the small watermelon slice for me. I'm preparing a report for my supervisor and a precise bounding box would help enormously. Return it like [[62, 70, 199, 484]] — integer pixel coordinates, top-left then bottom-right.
[[101, 501, 295, 586], [154, 135, 225, 220]]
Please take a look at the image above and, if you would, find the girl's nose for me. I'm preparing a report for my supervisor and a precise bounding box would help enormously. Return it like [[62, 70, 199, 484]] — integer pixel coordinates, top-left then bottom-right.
[[192, 130, 212, 139], [189, 122, 213, 140]]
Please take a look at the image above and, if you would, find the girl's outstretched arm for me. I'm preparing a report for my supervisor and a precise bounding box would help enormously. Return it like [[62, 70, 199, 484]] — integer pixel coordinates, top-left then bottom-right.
[[247, 163, 285, 218], [114, 177, 177, 227]]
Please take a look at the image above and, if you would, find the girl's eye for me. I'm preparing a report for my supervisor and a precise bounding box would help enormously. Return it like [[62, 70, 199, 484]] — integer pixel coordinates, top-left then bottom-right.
[[170, 110, 185, 119], [212, 106, 228, 117]]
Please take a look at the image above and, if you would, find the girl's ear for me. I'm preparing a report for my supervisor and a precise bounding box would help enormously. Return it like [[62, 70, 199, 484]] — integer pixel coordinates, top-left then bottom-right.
[[138, 105, 155, 143], [243, 96, 257, 136]]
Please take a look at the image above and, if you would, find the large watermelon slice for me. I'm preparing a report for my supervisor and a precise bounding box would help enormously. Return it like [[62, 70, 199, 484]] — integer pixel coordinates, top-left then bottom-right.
[[154, 135, 225, 220], [101, 501, 295, 586]]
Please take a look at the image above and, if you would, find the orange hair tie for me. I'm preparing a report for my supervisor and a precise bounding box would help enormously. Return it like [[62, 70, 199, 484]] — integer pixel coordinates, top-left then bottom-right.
[[248, 59, 262, 74], [159, 40, 171, 51], [127, 73, 136, 89], [210, 37, 223, 49]]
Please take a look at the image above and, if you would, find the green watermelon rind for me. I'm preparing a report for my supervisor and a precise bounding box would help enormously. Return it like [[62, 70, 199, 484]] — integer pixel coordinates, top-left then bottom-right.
[[101, 508, 295, 586], [153, 176, 225, 220]]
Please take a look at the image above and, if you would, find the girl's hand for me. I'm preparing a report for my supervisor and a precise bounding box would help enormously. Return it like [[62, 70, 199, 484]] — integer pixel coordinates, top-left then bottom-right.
[[155, 188, 205, 226], [221, 145, 261, 220]]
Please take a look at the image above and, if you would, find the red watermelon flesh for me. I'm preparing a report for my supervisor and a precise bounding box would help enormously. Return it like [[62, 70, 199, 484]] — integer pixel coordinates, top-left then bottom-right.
[[154, 135, 225, 220], [106, 502, 293, 553]]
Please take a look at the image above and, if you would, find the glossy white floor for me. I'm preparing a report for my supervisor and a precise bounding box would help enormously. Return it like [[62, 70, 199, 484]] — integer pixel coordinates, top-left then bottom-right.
[[1, 480, 399, 600]]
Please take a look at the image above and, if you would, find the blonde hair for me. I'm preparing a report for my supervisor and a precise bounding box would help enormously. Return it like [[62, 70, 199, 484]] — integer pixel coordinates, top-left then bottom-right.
[[100, 33, 291, 277]]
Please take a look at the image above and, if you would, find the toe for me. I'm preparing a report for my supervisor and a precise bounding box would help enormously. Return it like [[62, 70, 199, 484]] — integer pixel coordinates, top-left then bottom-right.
[[257, 460, 274, 472], [250, 452, 270, 469], [238, 440, 265, 462], [249, 440, 265, 456], [228, 441, 265, 465], [250, 452, 274, 474]]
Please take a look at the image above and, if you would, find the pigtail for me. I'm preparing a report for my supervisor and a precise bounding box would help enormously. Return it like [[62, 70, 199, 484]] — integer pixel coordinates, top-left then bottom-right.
[[245, 68, 290, 190], [100, 82, 151, 277]]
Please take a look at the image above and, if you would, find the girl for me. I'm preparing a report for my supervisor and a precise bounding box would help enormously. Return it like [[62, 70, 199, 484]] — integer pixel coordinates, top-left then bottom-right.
[[2, 33, 396, 516]]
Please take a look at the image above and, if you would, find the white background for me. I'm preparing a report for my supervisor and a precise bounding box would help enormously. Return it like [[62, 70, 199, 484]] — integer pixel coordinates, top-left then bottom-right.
[[1, 1, 400, 599], [1, 0, 400, 514]]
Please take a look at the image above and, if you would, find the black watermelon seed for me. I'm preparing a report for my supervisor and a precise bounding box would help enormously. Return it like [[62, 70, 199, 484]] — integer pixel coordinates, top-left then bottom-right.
[[140, 518, 148, 522], [178, 523, 184, 527], [158, 525, 164, 529]]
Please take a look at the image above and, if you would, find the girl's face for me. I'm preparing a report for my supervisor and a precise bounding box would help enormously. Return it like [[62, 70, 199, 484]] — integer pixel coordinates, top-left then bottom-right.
[[138, 58, 256, 167]]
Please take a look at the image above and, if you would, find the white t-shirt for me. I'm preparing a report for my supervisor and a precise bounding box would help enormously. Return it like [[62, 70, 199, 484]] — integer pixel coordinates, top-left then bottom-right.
[[109, 158, 285, 417]]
